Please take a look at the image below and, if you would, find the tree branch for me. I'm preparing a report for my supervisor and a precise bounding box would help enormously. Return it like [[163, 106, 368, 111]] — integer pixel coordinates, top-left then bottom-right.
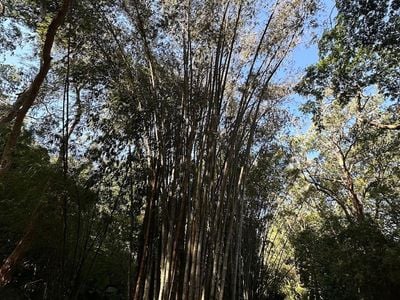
[[370, 120, 400, 130], [0, 0, 72, 177]]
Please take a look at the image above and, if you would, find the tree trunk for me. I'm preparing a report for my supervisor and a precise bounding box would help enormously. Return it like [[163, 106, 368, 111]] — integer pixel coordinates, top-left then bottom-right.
[[0, 205, 41, 287], [0, 0, 72, 177]]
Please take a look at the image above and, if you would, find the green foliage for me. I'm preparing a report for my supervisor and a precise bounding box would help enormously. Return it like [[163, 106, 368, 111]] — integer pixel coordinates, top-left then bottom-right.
[[292, 217, 400, 299], [296, 0, 400, 126], [0, 127, 131, 297], [0, 127, 52, 232]]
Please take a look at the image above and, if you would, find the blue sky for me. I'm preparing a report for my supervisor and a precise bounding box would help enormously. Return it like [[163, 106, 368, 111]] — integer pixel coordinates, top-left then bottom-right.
[[1, 20, 38, 66], [283, 0, 336, 135]]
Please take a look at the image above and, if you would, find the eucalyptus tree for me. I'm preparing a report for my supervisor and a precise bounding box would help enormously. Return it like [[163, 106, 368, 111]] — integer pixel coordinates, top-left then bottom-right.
[[0, 0, 132, 291], [296, 0, 400, 129], [0, 0, 76, 289], [272, 2, 400, 297], [265, 92, 400, 298], [0, 0, 74, 177], [283, 89, 400, 295], [291, 94, 400, 223]]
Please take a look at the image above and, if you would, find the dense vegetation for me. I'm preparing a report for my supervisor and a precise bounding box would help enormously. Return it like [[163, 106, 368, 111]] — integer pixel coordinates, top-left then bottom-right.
[[0, 0, 399, 299]]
